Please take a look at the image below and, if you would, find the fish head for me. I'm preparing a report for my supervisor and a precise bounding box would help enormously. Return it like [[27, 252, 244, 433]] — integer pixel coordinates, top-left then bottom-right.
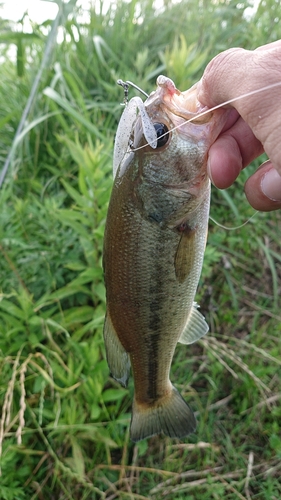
[[144, 75, 228, 144], [122, 75, 228, 202]]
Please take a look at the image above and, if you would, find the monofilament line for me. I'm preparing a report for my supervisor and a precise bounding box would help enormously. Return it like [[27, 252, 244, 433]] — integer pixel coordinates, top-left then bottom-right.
[[129, 81, 281, 152]]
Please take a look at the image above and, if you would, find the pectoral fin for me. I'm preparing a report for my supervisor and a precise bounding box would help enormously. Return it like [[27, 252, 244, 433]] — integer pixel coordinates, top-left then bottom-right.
[[178, 302, 209, 344], [174, 226, 196, 283], [103, 311, 131, 387]]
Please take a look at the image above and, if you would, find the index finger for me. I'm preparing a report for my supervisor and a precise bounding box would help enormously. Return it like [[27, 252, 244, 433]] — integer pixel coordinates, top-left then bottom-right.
[[197, 45, 281, 174]]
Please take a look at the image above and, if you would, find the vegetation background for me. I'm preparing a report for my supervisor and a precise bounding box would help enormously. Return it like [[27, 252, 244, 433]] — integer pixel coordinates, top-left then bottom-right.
[[0, 0, 280, 498]]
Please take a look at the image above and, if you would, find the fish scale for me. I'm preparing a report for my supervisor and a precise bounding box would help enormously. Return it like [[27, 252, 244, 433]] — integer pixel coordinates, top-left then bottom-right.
[[103, 75, 228, 441]]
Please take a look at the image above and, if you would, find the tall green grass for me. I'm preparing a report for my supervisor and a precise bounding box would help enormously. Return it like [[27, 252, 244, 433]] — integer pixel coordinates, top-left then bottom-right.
[[0, 0, 280, 498]]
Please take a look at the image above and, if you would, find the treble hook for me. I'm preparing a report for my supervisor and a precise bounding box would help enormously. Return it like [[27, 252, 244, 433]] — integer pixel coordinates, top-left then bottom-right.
[[117, 79, 149, 105]]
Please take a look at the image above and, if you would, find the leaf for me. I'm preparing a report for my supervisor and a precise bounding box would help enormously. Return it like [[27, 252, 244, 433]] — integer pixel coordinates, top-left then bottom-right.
[[102, 388, 128, 402], [90, 404, 101, 420], [47, 284, 91, 302], [43, 87, 106, 140], [93, 428, 118, 448], [70, 436, 85, 479], [13, 112, 59, 150], [59, 306, 95, 327], [60, 179, 90, 208], [93, 283, 106, 303], [63, 261, 86, 271], [0, 300, 25, 320]]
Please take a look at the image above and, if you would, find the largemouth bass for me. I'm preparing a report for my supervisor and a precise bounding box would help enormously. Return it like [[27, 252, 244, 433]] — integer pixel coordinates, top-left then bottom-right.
[[103, 76, 228, 442]]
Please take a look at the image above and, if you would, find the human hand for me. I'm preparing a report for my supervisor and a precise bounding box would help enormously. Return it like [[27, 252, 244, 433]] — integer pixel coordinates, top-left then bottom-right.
[[197, 41, 281, 211]]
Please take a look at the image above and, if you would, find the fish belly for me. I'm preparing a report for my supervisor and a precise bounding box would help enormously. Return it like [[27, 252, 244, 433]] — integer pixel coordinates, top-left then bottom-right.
[[103, 176, 209, 440]]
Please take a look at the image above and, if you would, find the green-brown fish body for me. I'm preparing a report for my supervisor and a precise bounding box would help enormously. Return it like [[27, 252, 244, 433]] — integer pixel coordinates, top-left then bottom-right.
[[103, 76, 227, 442]]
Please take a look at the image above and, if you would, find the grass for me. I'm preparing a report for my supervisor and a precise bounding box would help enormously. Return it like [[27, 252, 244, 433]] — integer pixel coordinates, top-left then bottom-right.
[[0, 0, 281, 498]]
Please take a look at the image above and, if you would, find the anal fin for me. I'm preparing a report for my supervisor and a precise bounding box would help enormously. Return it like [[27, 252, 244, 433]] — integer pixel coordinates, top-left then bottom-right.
[[103, 311, 131, 387], [178, 302, 209, 344]]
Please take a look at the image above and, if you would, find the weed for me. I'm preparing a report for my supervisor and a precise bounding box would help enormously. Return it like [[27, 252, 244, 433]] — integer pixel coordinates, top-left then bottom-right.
[[0, 1, 280, 498]]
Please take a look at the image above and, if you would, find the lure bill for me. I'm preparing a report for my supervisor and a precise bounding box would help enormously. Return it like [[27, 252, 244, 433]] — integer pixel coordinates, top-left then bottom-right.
[[103, 75, 231, 442]]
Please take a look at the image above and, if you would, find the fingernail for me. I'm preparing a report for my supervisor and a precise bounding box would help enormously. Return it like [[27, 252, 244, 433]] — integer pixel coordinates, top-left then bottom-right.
[[261, 169, 281, 201]]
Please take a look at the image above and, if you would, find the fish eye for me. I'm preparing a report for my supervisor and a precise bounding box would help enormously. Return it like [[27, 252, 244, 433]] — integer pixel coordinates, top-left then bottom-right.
[[153, 123, 169, 148]]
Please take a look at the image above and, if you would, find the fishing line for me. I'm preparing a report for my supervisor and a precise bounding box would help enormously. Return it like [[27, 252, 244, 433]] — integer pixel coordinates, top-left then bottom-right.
[[209, 211, 258, 230], [128, 81, 281, 152], [116, 80, 277, 230]]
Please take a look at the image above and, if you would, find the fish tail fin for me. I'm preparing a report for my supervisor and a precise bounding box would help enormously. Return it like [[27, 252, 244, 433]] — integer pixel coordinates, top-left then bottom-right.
[[130, 385, 196, 442]]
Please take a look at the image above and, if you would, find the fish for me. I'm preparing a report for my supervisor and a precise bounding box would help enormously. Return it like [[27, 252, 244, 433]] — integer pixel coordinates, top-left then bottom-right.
[[102, 75, 229, 442]]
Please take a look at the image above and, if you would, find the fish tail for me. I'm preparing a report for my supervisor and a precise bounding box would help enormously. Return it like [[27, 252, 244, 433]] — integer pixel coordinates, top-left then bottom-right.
[[130, 386, 196, 442]]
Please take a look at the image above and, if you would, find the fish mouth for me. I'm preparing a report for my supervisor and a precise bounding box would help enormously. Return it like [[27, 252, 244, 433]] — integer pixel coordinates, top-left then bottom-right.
[[148, 75, 212, 124]]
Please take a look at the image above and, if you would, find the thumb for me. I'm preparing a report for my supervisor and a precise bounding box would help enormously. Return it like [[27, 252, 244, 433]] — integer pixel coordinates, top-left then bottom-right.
[[245, 161, 281, 211]]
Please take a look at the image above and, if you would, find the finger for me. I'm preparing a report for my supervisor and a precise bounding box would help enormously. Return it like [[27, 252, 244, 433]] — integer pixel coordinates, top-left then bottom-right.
[[198, 45, 281, 112], [219, 108, 240, 133], [198, 45, 281, 174], [255, 40, 281, 51], [208, 118, 264, 188], [207, 135, 242, 188], [245, 161, 281, 211], [198, 48, 245, 108]]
